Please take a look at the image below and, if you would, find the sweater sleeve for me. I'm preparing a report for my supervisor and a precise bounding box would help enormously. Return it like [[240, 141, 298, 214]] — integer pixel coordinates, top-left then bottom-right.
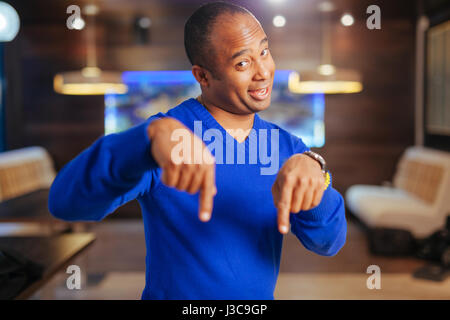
[[288, 138, 347, 256], [48, 114, 163, 222]]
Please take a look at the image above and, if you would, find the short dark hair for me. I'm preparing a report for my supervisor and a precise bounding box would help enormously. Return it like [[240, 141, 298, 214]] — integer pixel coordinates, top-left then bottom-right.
[[184, 1, 251, 78]]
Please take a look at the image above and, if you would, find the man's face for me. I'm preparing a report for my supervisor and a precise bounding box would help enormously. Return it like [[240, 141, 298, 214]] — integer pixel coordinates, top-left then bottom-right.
[[205, 12, 276, 115]]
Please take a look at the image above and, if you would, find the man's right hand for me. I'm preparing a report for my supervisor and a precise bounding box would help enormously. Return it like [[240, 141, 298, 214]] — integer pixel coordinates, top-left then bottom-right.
[[147, 117, 217, 222]]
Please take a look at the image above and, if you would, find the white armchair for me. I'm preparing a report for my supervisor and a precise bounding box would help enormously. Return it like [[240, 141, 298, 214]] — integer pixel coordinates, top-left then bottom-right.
[[346, 146, 450, 239]]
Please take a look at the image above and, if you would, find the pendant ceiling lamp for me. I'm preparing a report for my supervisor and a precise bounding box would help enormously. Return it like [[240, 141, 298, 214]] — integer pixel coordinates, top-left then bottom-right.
[[288, 1, 363, 94], [54, 4, 127, 95]]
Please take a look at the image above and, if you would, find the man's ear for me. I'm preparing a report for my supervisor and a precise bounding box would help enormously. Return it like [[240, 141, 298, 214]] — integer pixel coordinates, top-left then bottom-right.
[[192, 65, 210, 87]]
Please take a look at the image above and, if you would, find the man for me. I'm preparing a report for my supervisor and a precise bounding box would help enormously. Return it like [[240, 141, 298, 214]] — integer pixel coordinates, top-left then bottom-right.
[[49, 2, 346, 299]]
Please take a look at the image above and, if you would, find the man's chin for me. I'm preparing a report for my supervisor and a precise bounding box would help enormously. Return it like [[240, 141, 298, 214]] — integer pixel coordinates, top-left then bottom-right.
[[247, 97, 271, 113]]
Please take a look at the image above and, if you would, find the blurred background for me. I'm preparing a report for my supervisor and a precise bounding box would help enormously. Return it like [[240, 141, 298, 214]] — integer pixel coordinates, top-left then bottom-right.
[[0, 0, 449, 300]]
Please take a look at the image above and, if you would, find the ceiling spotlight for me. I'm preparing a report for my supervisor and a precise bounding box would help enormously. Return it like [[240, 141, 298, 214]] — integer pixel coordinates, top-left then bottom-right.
[[318, 1, 335, 12], [273, 15, 286, 28], [341, 13, 354, 26], [84, 4, 99, 16], [268, 0, 285, 4], [138, 17, 151, 29], [72, 17, 85, 30], [134, 15, 152, 45]]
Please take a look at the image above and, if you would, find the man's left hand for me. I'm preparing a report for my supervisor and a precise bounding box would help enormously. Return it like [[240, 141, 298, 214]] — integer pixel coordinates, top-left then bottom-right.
[[272, 153, 326, 234]]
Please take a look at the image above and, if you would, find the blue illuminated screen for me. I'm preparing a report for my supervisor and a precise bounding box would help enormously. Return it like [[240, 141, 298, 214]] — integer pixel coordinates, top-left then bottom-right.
[[104, 70, 325, 147]]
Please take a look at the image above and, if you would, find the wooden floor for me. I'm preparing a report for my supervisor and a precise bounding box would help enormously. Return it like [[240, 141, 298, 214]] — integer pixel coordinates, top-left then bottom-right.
[[30, 219, 450, 300]]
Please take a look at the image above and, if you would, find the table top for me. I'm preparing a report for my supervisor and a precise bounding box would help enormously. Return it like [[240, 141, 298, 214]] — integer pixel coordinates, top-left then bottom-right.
[[0, 233, 96, 299], [0, 188, 58, 222]]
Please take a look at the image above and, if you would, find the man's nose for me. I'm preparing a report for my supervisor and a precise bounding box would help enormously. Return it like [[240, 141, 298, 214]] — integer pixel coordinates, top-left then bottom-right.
[[253, 60, 270, 80]]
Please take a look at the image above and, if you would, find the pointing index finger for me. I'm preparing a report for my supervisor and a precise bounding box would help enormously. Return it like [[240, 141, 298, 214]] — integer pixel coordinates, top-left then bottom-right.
[[199, 165, 216, 222], [277, 179, 294, 234]]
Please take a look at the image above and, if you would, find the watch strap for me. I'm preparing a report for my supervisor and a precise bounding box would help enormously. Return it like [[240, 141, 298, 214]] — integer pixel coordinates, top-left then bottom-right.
[[302, 150, 327, 174]]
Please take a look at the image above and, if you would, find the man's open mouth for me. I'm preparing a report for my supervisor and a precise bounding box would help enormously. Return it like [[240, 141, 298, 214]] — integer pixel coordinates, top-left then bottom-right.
[[248, 87, 270, 101]]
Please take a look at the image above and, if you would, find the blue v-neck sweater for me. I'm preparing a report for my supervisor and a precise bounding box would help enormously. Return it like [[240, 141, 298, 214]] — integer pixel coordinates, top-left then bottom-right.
[[49, 98, 346, 300]]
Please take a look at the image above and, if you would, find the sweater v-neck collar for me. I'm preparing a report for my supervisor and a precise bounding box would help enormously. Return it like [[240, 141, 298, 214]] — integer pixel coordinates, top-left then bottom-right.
[[186, 98, 261, 147]]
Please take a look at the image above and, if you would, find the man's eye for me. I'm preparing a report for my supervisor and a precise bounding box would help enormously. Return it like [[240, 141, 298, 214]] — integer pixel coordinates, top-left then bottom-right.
[[261, 48, 269, 56], [237, 61, 249, 67]]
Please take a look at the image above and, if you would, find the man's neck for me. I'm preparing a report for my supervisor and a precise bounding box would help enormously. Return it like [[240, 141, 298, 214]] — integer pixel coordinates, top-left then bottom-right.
[[197, 95, 255, 143]]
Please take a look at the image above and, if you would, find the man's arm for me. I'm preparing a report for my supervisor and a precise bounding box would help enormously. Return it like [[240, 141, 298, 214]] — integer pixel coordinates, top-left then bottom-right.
[[289, 173, 347, 256], [272, 138, 347, 256], [48, 116, 161, 222], [49, 114, 217, 222]]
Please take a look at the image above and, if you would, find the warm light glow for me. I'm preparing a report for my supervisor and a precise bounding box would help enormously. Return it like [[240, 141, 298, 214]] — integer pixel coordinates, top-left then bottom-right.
[[341, 13, 354, 26], [81, 66, 101, 77], [318, 64, 335, 76], [290, 80, 363, 94], [53, 72, 128, 95], [288, 71, 363, 94], [54, 83, 128, 95], [273, 15, 286, 28]]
